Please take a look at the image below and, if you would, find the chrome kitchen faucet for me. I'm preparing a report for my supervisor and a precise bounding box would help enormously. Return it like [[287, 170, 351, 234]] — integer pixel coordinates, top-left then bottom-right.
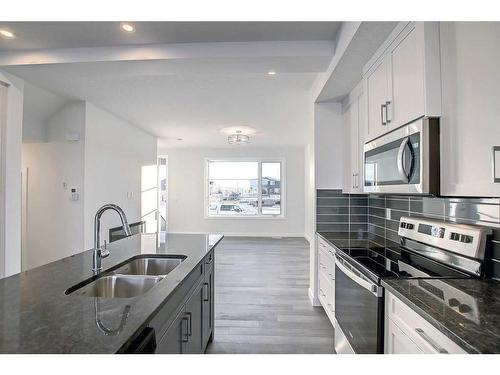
[[93, 204, 132, 272]]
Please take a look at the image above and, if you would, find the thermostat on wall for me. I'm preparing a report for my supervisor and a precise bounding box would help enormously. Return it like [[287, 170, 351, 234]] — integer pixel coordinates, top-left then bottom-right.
[[70, 187, 79, 201]]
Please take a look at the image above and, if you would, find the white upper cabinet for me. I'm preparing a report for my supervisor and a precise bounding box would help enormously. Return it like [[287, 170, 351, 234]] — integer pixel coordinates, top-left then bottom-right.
[[342, 83, 365, 194], [363, 22, 441, 142], [388, 24, 425, 128], [365, 57, 389, 141], [439, 22, 500, 197]]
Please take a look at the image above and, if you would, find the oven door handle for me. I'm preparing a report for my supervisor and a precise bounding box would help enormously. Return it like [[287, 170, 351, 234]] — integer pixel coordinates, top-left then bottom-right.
[[397, 137, 411, 183], [335, 255, 382, 298]]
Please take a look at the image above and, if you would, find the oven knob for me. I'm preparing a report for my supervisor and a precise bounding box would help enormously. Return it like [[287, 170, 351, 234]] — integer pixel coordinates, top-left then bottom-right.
[[448, 298, 460, 307], [458, 304, 471, 313]]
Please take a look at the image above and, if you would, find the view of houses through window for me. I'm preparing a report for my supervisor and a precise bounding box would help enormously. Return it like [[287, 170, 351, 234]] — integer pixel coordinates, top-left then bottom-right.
[[207, 160, 282, 217]]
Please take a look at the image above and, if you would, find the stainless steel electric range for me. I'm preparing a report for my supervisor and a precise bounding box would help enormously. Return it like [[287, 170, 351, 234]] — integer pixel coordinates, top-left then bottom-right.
[[333, 216, 491, 354]]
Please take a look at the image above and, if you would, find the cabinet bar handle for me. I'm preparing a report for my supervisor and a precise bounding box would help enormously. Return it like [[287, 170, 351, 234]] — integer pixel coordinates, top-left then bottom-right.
[[493, 146, 500, 183], [381, 104, 387, 125], [385, 101, 391, 123], [186, 312, 192, 337], [181, 316, 189, 342], [415, 328, 448, 353], [203, 282, 210, 302]]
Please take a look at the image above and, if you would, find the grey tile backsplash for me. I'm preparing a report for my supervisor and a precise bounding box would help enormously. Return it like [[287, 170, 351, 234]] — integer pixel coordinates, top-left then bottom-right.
[[316, 189, 500, 280]]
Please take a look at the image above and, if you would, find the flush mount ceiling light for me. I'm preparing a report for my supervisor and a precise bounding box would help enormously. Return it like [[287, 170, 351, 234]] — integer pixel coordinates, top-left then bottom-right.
[[0, 29, 15, 38], [120, 23, 135, 33], [219, 126, 257, 136], [228, 131, 250, 145], [267, 70, 276, 76], [219, 126, 256, 146]]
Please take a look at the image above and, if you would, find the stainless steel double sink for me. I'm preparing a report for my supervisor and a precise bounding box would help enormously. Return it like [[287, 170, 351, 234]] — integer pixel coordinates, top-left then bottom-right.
[[66, 255, 186, 298]]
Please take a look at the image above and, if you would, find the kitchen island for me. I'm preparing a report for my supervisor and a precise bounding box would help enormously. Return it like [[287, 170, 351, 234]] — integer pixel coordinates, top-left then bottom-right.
[[0, 232, 223, 353]]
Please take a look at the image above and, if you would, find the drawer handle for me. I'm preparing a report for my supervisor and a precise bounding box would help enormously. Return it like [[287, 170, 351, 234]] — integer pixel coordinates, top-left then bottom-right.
[[415, 328, 448, 353], [327, 303, 334, 312], [319, 262, 326, 269], [319, 288, 326, 297]]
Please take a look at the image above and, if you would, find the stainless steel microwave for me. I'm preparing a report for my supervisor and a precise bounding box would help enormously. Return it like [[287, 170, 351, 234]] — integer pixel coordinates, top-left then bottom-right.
[[363, 118, 440, 195]]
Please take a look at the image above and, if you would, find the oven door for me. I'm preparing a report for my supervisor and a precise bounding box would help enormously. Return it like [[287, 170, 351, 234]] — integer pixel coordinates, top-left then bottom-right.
[[364, 118, 430, 194], [334, 254, 384, 354]]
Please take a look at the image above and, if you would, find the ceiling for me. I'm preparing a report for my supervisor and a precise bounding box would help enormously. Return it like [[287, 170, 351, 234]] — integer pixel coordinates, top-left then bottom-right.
[[22, 82, 68, 123], [1, 21, 342, 149], [0, 22, 341, 51], [0, 22, 397, 149], [7, 59, 319, 149]]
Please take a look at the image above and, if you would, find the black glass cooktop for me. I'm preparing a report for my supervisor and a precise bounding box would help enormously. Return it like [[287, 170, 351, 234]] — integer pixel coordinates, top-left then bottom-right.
[[335, 244, 471, 284]]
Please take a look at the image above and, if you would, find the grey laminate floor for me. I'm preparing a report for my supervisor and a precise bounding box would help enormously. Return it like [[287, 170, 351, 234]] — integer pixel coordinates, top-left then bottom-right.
[[206, 236, 335, 354]]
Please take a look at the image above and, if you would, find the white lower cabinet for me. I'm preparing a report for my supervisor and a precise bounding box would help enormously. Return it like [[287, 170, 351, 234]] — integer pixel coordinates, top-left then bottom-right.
[[386, 318, 424, 354], [317, 235, 336, 326], [385, 291, 466, 354]]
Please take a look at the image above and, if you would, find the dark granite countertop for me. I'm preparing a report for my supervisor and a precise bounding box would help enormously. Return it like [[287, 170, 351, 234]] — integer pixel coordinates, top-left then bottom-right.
[[382, 278, 500, 354], [0, 232, 223, 353], [317, 231, 381, 250], [317, 231, 500, 353]]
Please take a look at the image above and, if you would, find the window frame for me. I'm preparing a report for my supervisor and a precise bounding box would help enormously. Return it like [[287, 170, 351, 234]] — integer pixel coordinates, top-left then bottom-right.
[[204, 157, 286, 219]]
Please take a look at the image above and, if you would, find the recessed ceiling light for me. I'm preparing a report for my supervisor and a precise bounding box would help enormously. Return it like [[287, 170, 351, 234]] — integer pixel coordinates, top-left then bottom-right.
[[267, 71, 276, 76], [0, 29, 15, 38], [177, 138, 183, 141], [120, 23, 135, 33]]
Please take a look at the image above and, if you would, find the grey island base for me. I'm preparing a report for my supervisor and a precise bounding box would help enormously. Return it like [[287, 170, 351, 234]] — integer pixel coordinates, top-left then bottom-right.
[[0, 232, 223, 354]]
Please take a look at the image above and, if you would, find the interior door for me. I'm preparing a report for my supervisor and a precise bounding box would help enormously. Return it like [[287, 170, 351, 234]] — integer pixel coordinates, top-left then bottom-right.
[[388, 24, 424, 129], [365, 57, 389, 141]]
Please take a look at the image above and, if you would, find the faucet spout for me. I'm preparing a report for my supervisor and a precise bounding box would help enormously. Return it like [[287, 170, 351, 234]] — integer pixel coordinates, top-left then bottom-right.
[[93, 204, 132, 272]]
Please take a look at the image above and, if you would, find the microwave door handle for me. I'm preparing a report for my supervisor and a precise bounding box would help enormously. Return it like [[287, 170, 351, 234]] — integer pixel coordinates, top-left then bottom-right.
[[335, 256, 381, 297], [397, 137, 410, 183]]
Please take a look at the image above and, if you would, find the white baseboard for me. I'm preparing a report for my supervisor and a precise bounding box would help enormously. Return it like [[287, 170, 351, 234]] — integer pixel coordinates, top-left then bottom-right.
[[303, 233, 313, 244], [308, 287, 321, 307], [169, 231, 307, 238]]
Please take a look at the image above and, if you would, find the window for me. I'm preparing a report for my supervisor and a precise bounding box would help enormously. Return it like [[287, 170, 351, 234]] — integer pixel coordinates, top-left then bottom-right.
[[207, 160, 283, 217]]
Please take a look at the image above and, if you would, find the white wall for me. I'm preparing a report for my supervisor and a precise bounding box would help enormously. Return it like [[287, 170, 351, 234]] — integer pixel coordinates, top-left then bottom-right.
[[307, 102, 343, 306], [0, 70, 24, 277], [21, 101, 86, 270], [161, 146, 306, 236], [84, 102, 157, 249], [22, 114, 47, 142], [314, 102, 344, 189]]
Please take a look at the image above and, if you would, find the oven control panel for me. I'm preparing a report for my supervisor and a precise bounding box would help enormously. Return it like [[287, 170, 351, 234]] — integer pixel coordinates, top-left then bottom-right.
[[398, 216, 490, 260]]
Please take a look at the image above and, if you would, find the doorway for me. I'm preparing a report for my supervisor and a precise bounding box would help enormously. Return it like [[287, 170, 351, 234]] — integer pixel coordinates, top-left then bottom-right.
[[158, 156, 168, 234], [0, 81, 7, 278], [140, 156, 167, 239]]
